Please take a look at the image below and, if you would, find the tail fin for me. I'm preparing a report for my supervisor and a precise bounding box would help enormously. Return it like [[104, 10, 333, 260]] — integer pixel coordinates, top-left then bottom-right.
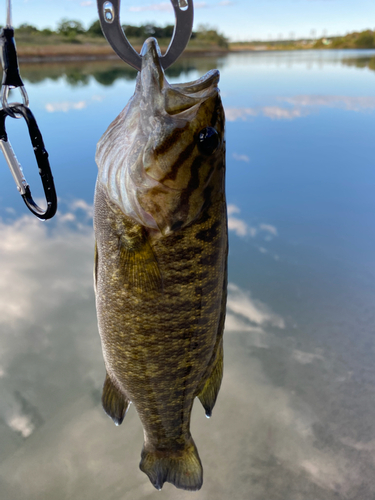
[[139, 437, 203, 491]]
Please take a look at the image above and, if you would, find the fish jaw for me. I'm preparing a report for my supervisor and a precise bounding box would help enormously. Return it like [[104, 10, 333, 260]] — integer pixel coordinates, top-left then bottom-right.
[[95, 37, 225, 236]]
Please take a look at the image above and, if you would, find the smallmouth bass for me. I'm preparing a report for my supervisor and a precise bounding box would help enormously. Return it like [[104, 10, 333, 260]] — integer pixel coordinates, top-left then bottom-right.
[[94, 38, 227, 491]]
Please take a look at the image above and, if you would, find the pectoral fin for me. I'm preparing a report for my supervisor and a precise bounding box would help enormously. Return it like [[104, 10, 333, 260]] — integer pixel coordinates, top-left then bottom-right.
[[102, 373, 131, 426], [118, 231, 163, 293], [197, 342, 223, 418]]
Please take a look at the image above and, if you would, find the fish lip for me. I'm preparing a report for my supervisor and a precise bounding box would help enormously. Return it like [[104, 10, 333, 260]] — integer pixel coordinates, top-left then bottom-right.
[[141, 37, 163, 59]]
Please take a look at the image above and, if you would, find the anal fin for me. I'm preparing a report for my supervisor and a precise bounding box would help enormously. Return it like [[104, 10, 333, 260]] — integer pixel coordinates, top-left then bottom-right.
[[198, 342, 223, 418], [102, 373, 130, 426]]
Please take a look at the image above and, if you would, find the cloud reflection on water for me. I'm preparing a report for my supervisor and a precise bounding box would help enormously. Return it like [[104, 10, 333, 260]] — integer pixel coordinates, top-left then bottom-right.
[[0, 204, 372, 499], [227, 204, 277, 241], [226, 95, 375, 122]]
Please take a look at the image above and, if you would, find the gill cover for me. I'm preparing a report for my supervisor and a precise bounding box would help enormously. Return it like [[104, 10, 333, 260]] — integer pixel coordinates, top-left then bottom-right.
[[96, 37, 225, 234]]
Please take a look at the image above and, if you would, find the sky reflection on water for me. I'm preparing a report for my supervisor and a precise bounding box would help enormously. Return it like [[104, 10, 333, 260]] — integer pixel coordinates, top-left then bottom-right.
[[1, 50, 375, 499]]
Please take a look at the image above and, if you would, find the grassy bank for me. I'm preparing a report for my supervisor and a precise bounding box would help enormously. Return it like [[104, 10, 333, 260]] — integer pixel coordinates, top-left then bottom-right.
[[16, 39, 229, 62]]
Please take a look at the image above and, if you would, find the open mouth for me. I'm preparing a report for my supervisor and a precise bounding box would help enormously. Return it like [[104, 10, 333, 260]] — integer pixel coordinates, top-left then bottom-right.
[[140, 37, 220, 116]]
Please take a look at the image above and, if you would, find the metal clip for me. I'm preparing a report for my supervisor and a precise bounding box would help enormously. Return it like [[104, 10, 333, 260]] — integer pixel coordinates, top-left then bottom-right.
[[0, 26, 29, 117], [97, 0, 194, 71], [0, 105, 57, 220]]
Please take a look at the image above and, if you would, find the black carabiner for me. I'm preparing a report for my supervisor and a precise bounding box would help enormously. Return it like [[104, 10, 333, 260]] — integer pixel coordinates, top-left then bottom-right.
[[0, 104, 57, 220]]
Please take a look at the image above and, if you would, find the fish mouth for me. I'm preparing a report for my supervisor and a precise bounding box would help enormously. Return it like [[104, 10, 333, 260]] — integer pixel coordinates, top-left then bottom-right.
[[140, 37, 220, 116]]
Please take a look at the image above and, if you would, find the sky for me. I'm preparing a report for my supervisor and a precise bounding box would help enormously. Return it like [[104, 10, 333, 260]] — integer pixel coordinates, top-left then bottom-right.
[[7, 0, 375, 41]]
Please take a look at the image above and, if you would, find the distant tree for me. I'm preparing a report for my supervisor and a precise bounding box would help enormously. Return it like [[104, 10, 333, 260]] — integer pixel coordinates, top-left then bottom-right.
[[57, 19, 85, 38], [153, 25, 174, 38], [122, 24, 144, 38], [17, 23, 39, 35], [143, 24, 156, 37], [355, 30, 375, 48], [122, 24, 175, 40], [87, 20, 104, 37], [195, 24, 228, 48], [40, 28, 53, 36]]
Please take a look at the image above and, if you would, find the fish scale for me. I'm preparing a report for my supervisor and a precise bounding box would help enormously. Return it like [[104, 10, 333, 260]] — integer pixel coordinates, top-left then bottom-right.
[[94, 37, 227, 491], [95, 185, 226, 424]]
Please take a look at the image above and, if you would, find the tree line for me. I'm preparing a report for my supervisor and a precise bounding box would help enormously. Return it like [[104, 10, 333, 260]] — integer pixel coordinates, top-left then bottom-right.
[[14, 20, 228, 48]]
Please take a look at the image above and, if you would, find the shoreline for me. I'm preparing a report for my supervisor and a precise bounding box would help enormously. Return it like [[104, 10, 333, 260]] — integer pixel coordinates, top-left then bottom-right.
[[15, 45, 375, 64], [16, 44, 230, 64]]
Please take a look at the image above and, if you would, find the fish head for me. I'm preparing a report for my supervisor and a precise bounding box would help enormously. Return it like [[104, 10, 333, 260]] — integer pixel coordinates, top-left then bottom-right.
[[96, 37, 225, 235]]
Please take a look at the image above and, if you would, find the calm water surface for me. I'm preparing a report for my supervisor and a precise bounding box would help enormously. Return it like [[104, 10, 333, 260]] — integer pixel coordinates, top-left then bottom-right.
[[1, 50, 375, 499]]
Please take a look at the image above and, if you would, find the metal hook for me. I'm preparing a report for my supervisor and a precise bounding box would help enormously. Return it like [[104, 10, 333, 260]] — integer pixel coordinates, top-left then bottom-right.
[[0, 105, 57, 220], [97, 0, 194, 71]]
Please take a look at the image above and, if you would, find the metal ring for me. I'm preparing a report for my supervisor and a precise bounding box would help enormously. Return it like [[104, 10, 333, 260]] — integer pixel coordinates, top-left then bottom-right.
[[97, 0, 194, 70], [1, 85, 29, 118]]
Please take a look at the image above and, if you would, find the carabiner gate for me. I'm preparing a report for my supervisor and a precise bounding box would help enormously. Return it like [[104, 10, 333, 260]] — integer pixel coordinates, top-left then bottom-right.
[[0, 105, 57, 220], [97, 0, 194, 71]]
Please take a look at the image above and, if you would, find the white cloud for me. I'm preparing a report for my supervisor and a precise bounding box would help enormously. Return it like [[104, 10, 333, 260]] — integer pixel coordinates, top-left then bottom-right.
[[226, 95, 375, 124], [227, 204, 256, 237], [259, 223, 278, 236], [225, 107, 257, 121], [226, 283, 285, 330], [227, 204, 278, 242], [8, 415, 35, 438], [225, 283, 285, 349], [226, 105, 305, 121], [292, 349, 324, 365], [91, 95, 105, 102], [283, 95, 375, 112], [129, 2, 173, 12], [233, 152, 250, 163], [69, 199, 94, 219], [262, 106, 304, 120], [228, 215, 248, 236], [227, 204, 240, 216], [80, 1, 93, 6], [45, 101, 87, 113], [0, 201, 94, 329], [129, 1, 233, 11]]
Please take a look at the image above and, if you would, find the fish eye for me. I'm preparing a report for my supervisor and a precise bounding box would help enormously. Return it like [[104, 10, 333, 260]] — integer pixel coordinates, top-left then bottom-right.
[[198, 127, 220, 155]]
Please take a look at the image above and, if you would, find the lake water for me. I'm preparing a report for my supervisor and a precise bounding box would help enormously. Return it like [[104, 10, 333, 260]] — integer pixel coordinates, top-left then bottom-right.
[[0, 49, 375, 499]]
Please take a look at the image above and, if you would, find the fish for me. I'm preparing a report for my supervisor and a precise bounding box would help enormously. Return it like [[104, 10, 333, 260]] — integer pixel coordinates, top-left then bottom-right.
[[93, 37, 227, 492]]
